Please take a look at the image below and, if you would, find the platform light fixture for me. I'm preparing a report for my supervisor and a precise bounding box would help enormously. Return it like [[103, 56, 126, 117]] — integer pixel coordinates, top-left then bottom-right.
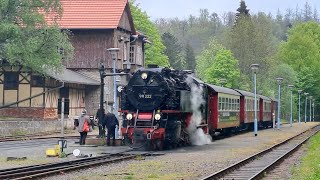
[[298, 90, 303, 124], [304, 92, 309, 123], [107, 48, 120, 117], [312, 100, 315, 121], [309, 96, 313, 122], [220, 78, 226, 87], [276, 77, 283, 129], [251, 64, 259, 136], [288, 85, 294, 127]]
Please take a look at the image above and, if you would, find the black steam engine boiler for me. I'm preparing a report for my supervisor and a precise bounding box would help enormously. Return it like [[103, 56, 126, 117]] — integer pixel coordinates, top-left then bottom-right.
[[120, 66, 205, 150]]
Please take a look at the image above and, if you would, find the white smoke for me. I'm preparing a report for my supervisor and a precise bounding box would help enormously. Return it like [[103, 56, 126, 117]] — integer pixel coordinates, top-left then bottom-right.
[[186, 77, 212, 146]]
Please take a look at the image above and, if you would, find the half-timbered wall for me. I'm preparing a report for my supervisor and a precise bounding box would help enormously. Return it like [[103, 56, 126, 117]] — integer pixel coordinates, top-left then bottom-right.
[[0, 66, 89, 119]]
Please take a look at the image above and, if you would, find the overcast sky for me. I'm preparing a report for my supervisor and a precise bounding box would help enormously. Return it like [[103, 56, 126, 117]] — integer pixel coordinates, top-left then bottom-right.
[[134, 0, 320, 20]]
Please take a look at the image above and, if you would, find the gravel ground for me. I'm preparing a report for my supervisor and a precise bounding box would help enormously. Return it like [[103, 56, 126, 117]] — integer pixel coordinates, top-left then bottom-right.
[[264, 144, 307, 180], [41, 122, 319, 180]]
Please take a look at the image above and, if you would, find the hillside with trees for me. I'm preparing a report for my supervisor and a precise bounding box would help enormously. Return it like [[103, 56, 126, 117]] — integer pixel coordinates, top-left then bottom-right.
[[131, 0, 320, 120]]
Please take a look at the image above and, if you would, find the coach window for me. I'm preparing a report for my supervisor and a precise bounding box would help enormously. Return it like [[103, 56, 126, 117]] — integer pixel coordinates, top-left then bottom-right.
[[4, 72, 19, 90], [226, 98, 230, 111], [237, 99, 240, 111], [233, 99, 235, 110], [225, 97, 228, 111]]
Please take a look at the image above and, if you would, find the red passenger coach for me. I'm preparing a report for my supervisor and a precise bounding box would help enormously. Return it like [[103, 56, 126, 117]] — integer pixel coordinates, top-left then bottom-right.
[[259, 95, 273, 128], [206, 84, 241, 134], [235, 90, 258, 130], [270, 97, 278, 127]]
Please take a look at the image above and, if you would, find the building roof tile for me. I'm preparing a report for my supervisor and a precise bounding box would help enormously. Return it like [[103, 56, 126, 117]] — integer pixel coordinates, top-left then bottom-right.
[[46, 0, 128, 29]]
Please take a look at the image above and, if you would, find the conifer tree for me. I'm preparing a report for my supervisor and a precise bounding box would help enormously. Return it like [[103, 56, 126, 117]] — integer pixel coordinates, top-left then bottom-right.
[[185, 43, 196, 71], [161, 32, 184, 69]]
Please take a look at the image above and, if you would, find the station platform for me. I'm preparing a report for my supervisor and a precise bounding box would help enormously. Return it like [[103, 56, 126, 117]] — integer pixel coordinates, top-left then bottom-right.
[[0, 122, 318, 172]]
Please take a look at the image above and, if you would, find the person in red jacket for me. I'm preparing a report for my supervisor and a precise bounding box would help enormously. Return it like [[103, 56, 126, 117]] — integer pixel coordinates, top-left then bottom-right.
[[76, 109, 92, 145]]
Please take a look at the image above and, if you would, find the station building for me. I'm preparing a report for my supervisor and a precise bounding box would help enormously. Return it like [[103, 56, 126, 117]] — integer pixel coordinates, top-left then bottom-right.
[[0, 0, 146, 122]]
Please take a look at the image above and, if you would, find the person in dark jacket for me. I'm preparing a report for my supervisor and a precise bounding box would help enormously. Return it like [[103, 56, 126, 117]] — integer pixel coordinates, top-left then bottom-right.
[[105, 111, 119, 146], [95, 105, 105, 138]]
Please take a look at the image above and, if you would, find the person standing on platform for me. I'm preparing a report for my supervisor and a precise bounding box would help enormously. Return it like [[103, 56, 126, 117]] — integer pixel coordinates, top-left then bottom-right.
[[105, 111, 119, 146], [95, 105, 105, 138], [77, 109, 91, 145]]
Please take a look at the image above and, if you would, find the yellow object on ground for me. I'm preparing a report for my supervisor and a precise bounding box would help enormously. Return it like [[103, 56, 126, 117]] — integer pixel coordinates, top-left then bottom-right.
[[46, 145, 61, 157]]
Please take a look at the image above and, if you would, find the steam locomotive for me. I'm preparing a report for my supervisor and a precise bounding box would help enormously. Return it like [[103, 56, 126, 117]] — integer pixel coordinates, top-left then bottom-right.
[[120, 65, 277, 150]]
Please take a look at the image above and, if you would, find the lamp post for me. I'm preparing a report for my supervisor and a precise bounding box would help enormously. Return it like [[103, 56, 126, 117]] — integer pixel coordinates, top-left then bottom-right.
[[107, 48, 120, 117], [312, 99, 316, 122], [98, 64, 106, 136], [304, 92, 309, 123], [220, 78, 226, 87], [251, 64, 259, 136], [288, 85, 294, 127], [309, 96, 312, 122], [298, 90, 303, 124], [312, 100, 315, 121], [276, 77, 283, 129]]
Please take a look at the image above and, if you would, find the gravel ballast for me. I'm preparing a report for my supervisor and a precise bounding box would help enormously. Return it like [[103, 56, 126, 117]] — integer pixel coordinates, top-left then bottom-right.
[[1, 122, 318, 180]]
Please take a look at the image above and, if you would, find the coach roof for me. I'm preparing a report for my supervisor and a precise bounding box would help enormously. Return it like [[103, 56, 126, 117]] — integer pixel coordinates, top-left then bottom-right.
[[206, 84, 241, 96]]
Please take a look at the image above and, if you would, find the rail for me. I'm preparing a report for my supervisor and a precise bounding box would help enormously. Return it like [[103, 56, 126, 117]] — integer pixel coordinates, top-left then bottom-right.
[[0, 151, 153, 180], [201, 125, 319, 180]]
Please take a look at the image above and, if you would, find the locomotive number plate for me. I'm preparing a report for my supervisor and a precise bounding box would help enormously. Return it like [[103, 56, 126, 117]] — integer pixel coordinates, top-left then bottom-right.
[[139, 94, 152, 99]]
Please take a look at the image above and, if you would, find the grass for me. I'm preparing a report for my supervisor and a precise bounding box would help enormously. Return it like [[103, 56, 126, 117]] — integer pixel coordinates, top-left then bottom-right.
[[11, 130, 28, 137], [79, 160, 190, 180], [0, 157, 51, 168], [291, 132, 320, 180]]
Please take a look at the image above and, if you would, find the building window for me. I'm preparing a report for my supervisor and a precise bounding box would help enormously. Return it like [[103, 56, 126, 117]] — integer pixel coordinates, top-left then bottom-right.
[[129, 46, 135, 63], [4, 72, 19, 90], [31, 75, 45, 87], [124, 43, 127, 61], [136, 46, 142, 65]]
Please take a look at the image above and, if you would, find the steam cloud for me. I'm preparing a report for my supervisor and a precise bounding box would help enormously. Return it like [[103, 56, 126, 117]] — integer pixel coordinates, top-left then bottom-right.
[[186, 77, 212, 146]]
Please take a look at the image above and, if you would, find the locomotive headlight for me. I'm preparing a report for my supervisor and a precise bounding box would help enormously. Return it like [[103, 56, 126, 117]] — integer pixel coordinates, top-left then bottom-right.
[[154, 113, 161, 120], [126, 113, 133, 120], [141, 72, 148, 80]]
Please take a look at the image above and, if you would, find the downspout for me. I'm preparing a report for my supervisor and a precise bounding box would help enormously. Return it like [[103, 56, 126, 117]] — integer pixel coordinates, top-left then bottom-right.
[[0, 82, 65, 109]]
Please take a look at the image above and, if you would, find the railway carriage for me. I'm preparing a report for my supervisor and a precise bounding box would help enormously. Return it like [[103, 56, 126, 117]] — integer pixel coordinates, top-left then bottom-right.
[[120, 66, 278, 150], [259, 95, 272, 128], [270, 97, 278, 127], [207, 84, 241, 134], [235, 90, 259, 130]]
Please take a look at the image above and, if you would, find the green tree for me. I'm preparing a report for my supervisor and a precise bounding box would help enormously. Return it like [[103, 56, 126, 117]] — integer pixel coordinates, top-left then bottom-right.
[[279, 22, 320, 111], [268, 63, 298, 119], [185, 43, 196, 71], [0, 0, 74, 73], [196, 39, 240, 88], [235, 0, 250, 24], [161, 32, 184, 69], [204, 49, 240, 88], [279, 22, 320, 72], [130, 1, 169, 67], [196, 39, 224, 79]]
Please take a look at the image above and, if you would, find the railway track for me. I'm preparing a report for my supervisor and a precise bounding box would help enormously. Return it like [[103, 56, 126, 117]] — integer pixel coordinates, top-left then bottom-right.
[[202, 125, 320, 180], [0, 134, 95, 142], [0, 151, 153, 180]]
